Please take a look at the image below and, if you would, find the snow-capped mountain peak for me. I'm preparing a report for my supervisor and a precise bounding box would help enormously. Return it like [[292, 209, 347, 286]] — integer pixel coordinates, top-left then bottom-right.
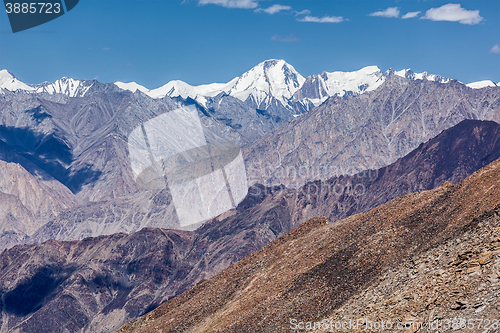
[[319, 65, 384, 94], [115, 79, 228, 105], [0, 70, 35, 93], [114, 81, 150, 94], [293, 66, 384, 107], [0, 69, 93, 97], [147, 80, 228, 107], [223, 59, 306, 108], [292, 66, 455, 108], [34, 77, 94, 97], [393, 69, 450, 83], [114, 59, 305, 109]]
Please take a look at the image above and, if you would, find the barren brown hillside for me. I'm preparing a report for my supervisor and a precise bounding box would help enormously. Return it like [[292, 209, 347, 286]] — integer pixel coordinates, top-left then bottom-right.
[[119, 157, 500, 333]]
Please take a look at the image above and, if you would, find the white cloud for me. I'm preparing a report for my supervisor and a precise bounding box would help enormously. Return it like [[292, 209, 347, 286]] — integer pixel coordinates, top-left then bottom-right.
[[271, 34, 299, 42], [422, 3, 483, 25], [298, 15, 345, 23], [295, 9, 311, 16], [256, 4, 292, 14], [402, 11, 421, 19], [369, 7, 400, 18], [491, 44, 500, 54], [198, 0, 258, 9]]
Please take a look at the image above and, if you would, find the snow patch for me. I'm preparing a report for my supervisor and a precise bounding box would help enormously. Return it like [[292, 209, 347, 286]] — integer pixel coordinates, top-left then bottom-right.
[[0, 70, 92, 97], [114, 81, 150, 94], [0, 70, 35, 92], [394, 69, 450, 83], [466, 80, 497, 89]]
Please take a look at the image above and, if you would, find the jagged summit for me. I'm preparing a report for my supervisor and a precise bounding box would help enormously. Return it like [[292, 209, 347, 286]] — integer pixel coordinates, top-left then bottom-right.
[[34, 77, 94, 97], [222, 59, 305, 108], [0, 69, 93, 97], [392, 68, 450, 83], [293, 65, 385, 106], [2, 61, 498, 108], [0, 69, 33, 92], [116, 59, 305, 108]]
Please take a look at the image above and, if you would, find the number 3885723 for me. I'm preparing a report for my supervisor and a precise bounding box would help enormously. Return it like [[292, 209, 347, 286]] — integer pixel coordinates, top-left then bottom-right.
[[5, 3, 61, 14]]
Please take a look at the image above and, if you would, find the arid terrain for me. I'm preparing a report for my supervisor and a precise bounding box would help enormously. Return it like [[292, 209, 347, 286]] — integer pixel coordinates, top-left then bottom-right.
[[119, 156, 500, 332]]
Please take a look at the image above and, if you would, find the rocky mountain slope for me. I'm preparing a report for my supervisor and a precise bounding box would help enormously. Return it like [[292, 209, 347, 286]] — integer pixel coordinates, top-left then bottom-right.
[[0, 120, 499, 332], [317, 206, 500, 332], [0, 160, 77, 250], [0, 228, 195, 333], [244, 76, 500, 188], [0, 70, 295, 204], [289, 119, 500, 226], [118, 156, 500, 333], [0, 85, 271, 201]]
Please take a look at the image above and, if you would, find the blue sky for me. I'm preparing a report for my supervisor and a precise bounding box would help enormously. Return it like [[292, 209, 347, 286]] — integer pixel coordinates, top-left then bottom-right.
[[0, 0, 499, 88]]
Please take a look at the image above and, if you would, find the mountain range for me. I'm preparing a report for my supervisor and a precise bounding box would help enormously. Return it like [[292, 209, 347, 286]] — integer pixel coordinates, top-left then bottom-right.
[[0, 60, 499, 250], [1, 61, 464, 148], [1, 59, 500, 333], [0, 119, 499, 332], [2, 60, 497, 113]]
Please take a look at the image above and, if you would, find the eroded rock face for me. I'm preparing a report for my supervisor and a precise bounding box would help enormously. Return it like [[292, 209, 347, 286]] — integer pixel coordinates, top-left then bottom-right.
[[0, 160, 77, 249], [118, 157, 500, 333], [318, 208, 500, 332], [244, 77, 500, 188]]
